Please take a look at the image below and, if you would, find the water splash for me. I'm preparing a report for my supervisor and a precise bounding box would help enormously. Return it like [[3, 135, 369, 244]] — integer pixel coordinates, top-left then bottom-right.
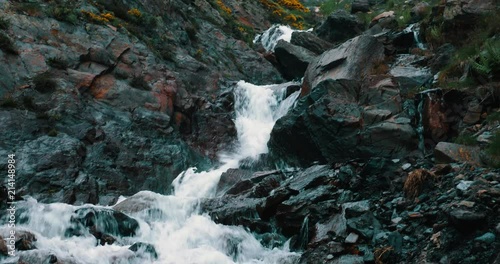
[[254, 25, 311, 52], [1, 81, 302, 264]]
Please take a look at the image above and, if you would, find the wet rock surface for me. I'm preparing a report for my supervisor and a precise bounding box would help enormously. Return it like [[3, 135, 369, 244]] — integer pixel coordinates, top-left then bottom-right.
[[203, 159, 500, 264], [0, 0, 499, 263]]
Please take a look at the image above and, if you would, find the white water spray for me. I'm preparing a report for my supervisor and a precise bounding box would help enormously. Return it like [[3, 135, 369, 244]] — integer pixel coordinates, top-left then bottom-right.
[[254, 25, 312, 52], [1, 81, 301, 264]]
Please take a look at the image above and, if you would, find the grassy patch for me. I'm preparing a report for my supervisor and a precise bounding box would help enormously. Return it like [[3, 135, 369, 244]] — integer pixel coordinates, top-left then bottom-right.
[[49, 6, 79, 25], [487, 132, 500, 156], [320, 0, 350, 15], [469, 38, 500, 82], [485, 111, 500, 124], [454, 134, 477, 146]]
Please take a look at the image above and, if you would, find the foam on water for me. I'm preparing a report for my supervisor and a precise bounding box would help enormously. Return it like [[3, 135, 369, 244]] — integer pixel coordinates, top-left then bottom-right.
[[254, 25, 311, 52], [1, 81, 301, 264]]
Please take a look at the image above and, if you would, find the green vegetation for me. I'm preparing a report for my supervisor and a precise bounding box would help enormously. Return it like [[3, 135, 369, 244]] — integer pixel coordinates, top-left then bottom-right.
[[47, 129, 58, 137], [0, 17, 10, 30], [454, 134, 477, 146], [47, 57, 69, 70], [0, 32, 17, 54], [469, 38, 500, 82], [33, 72, 57, 93], [485, 111, 500, 124], [12, 2, 43, 17], [0, 96, 17, 108], [320, 0, 350, 16], [49, 6, 79, 25], [486, 131, 500, 168], [428, 9, 500, 88], [258, 0, 310, 29]]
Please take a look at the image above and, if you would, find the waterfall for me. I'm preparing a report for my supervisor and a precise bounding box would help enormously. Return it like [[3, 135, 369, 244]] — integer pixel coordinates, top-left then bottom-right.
[[253, 25, 311, 52], [0, 81, 301, 264], [404, 23, 426, 50]]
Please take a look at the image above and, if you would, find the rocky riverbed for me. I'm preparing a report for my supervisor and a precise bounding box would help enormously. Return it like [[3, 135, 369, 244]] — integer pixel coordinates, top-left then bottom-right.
[[1, 0, 499, 263]]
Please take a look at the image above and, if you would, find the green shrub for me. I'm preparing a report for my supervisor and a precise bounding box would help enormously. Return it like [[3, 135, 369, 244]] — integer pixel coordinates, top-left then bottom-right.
[[0, 17, 10, 30], [487, 131, 500, 156], [50, 6, 79, 24], [0, 32, 17, 54], [320, 0, 349, 15], [48, 129, 58, 137], [22, 96, 36, 110], [13, 2, 44, 17], [469, 38, 500, 81], [0, 96, 17, 108], [33, 72, 57, 93], [396, 8, 412, 28], [485, 111, 500, 124], [454, 134, 477, 146], [47, 57, 69, 69]]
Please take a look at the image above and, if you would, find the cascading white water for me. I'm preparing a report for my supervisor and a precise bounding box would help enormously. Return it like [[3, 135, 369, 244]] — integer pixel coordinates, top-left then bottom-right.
[[253, 25, 312, 52], [0, 81, 301, 264]]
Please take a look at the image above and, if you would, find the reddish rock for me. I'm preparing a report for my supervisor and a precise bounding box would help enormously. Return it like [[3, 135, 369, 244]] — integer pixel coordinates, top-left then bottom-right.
[[68, 70, 96, 91], [90, 74, 116, 99]]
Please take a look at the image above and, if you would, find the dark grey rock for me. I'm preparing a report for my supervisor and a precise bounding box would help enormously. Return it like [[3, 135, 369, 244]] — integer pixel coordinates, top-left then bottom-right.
[[274, 40, 317, 80], [315, 10, 366, 44], [129, 242, 158, 259], [290, 31, 334, 55]]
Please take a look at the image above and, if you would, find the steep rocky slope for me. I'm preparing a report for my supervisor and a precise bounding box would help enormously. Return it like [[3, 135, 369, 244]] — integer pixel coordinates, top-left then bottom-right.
[[0, 0, 285, 205], [0, 0, 500, 263]]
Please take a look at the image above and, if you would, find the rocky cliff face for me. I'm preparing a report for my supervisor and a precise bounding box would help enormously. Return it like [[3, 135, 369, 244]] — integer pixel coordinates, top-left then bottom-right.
[[0, 0, 284, 205]]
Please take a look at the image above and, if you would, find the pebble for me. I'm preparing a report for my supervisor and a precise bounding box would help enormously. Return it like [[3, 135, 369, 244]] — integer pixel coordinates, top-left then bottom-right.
[[459, 200, 475, 208], [408, 212, 423, 218], [391, 217, 403, 224], [402, 163, 412, 171], [326, 254, 334, 260], [474, 232, 496, 244], [456, 180, 474, 191], [345, 232, 359, 244]]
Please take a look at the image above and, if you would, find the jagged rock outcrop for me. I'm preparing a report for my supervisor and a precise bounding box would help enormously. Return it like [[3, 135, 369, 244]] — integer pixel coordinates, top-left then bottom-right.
[[290, 31, 333, 55], [268, 35, 416, 166], [274, 40, 317, 80]]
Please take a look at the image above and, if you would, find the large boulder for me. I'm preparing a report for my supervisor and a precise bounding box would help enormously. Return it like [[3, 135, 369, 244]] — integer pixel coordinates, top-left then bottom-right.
[[290, 31, 334, 55], [268, 35, 417, 166], [314, 10, 366, 44], [274, 40, 317, 80], [434, 142, 482, 166], [269, 79, 416, 166], [66, 207, 139, 238], [302, 35, 385, 95]]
